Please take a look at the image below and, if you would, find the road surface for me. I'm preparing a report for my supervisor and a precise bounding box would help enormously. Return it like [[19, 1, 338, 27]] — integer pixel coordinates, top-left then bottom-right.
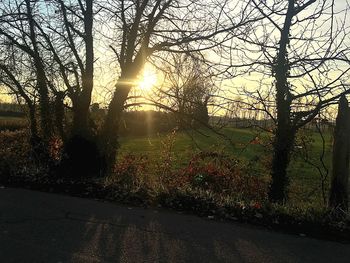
[[0, 188, 349, 262]]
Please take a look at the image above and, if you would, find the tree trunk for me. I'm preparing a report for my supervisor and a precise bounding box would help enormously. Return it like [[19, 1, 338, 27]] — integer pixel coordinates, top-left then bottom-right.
[[54, 92, 66, 142], [99, 80, 131, 174], [71, 0, 94, 138], [329, 96, 350, 211], [269, 126, 296, 202], [268, 0, 295, 203], [36, 70, 53, 142], [28, 104, 40, 146], [72, 100, 90, 137], [99, 53, 146, 174]]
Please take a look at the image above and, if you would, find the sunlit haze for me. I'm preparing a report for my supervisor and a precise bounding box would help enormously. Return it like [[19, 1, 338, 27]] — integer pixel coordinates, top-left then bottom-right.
[[137, 65, 158, 92]]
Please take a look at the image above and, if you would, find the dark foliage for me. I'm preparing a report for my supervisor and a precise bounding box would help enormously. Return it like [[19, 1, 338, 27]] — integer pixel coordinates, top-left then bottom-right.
[[59, 135, 101, 179]]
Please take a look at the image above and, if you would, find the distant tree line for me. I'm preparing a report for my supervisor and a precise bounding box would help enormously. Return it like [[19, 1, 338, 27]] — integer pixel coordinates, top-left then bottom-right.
[[0, 103, 25, 117]]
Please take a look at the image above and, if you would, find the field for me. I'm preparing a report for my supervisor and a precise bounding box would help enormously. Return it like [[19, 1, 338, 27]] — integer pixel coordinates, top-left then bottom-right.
[[119, 127, 334, 209]]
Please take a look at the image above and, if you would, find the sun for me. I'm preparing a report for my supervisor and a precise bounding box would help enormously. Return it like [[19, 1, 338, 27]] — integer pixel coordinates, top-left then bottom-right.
[[137, 66, 157, 91]]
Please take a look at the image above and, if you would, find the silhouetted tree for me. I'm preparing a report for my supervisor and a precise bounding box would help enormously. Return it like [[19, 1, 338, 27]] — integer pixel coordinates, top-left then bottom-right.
[[0, 0, 54, 148], [154, 53, 214, 129], [98, 0, 260, 172], [0, 0, 98, 172], [231, 0, 350, 202]]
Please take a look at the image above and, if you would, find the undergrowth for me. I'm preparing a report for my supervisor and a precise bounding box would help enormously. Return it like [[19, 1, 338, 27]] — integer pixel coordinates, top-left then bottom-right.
[[1, 130, 349, 240]]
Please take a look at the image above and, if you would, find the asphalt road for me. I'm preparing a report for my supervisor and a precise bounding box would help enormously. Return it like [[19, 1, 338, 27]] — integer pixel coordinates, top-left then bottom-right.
[[0, 188, 349, 263]]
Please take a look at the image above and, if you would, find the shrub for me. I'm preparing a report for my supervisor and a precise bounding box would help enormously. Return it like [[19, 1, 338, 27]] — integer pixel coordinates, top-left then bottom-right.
[[106, 154, 149, 189], [59, 135, 101, 179], [0, 130, 60, 181], [178, 151, 268, 202], [106, 149, 269, 204], [0, 130, 31, 178], [156, 130, 178, 189]]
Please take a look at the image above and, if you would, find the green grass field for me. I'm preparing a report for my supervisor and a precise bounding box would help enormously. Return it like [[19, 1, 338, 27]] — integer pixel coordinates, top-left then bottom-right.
[[119, 127, 334, 208]]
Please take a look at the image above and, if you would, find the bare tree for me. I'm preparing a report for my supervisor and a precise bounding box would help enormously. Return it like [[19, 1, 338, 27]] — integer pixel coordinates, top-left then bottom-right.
[[0, 0, 262, 175], [0, 58, 39, 143], [152, 52, 215, 128], [0, 0, 100, 172], [97, 0, 261, 172], [34, 0, 95, 137], [0, 0, 54, 142], [230, 0, 350, 202]]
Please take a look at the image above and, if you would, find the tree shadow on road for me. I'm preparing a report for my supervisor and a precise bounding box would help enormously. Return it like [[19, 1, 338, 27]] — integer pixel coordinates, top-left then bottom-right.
[[1, 189, 349, 263]]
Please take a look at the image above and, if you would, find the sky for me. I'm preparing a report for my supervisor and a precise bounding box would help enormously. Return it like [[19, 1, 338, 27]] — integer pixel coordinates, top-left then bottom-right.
[[0, 0, 349, 120]]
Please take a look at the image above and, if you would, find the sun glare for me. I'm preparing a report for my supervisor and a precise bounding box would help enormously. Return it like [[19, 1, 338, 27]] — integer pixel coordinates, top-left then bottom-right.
[[138, 66, 158, 91]]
